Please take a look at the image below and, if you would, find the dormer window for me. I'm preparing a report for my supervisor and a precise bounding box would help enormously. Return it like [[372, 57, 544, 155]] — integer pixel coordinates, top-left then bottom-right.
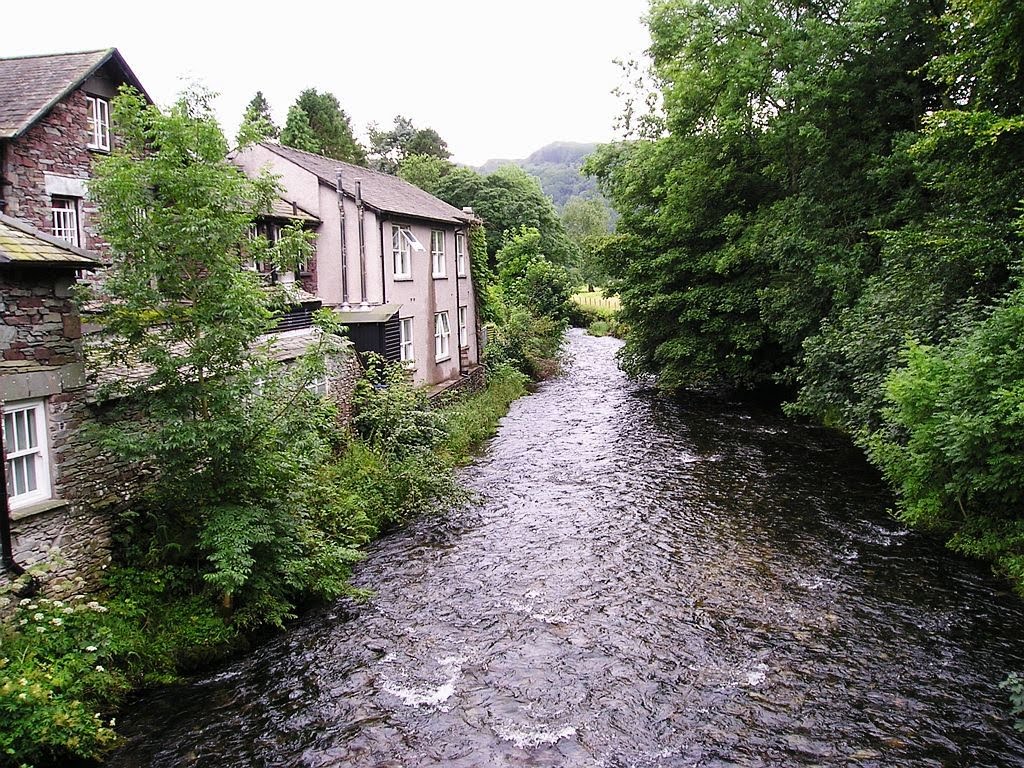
[[86, 95, 110, 151]]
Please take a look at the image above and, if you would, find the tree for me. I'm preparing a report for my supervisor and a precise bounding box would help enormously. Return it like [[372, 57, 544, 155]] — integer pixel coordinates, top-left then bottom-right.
[[397, 153, 454, 196], [369, 115, 451, 174], [283, 88, 366, 164], [561, 195, 612, 287], [236, 90, 278, 146], [88, 86, 351, 627], [433, 164, 578, 270], [280, 105, 319, 154], [496, 227, 573, 320]]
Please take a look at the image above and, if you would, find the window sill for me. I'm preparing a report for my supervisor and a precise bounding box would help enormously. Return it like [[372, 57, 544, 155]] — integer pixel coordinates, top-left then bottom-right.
[[10, 497, 70, 522], [393, 276, 414, 282], [435, 356, 452, 363], [86, 146, 110, 154], [457, 273, 468, 278], [432, 274, 448, 280]]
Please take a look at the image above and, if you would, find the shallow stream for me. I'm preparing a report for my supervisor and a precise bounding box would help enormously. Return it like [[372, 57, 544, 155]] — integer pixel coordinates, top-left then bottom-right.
[[108, 329, 1024, 767]]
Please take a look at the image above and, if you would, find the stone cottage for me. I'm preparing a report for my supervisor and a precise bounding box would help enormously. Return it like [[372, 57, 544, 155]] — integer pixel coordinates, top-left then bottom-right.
[[0, 213, 129, 588], [0, 51, 360, 589], [0, 48, 150, 261], [233, 142, 483, 390]]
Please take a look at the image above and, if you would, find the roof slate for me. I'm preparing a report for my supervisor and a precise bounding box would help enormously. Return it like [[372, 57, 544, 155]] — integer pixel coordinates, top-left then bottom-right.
[[0, 213, 99, 268], [260, 143, 474, 225], [0, 48, 148, 139]]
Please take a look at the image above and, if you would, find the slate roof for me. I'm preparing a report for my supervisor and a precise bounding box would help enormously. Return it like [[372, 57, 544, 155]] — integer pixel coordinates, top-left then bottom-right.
[[259, 142, 474, 225], [0, 213, 98, 268], [269, 197, 320, 223], [0, 48, 150, 139]]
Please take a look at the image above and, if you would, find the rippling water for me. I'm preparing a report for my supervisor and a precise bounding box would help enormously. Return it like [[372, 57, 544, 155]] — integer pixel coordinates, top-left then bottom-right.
[[109, 329, 1024, 767]]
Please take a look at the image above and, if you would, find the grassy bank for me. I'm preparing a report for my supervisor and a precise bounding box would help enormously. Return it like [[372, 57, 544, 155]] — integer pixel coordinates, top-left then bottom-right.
[[0, 364, 530, 768]]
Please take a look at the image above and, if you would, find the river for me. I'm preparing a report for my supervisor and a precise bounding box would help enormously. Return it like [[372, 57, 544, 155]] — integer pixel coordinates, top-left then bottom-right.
[[108, 329, 1024, 767]]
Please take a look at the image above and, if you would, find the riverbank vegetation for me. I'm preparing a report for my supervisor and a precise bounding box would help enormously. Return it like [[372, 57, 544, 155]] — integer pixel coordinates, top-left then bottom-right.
[[589, 0, 1024, 599], [0, 88, 562, 767]]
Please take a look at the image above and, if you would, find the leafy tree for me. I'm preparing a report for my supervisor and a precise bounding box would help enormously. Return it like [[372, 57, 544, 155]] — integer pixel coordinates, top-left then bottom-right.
[[561, 195, 612, 287], [496, 227, 573, 320], [434, 164, 578, 269], [284, 88, 366, 164], [369, 115, 450, 174], [280, 105, 320, 154], [88, 86, 352, 627], [236, 90, 278, 146], [397, 153, 454, 196]]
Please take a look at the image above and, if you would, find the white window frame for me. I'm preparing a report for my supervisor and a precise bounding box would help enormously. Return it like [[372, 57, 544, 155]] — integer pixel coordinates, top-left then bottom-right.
[[305, 374, 329, 396], [434, 311, 451, 361], [431, 230, 447, 278], [400, 317, 415, 364], [3, 399, 51, 510], [86, 95, 110, 151], [458, 305, 469, 349], [51, 197, 80, 247], [392, 225, 424, 279], [456, 232, 467, 276]]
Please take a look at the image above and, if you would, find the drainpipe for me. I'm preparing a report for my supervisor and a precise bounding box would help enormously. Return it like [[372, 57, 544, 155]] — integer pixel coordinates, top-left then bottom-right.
[[378, 219, 387, 304], [0, 425, 26, 577], [337, 170, 350, 309], [355, 180, 368, 308], [454, 228, 464, 375], [0, 141, 7, 213]]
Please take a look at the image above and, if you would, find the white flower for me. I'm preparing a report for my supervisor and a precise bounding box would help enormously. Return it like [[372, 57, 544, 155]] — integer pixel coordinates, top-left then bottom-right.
[[50, 618, 63, 626], [35, 626, 45, 633], [32, 613, 44, 621], [109, 718, 116, 727], [85, 645, 98, 653], [18, 598, 30, 606], [95, 665, 105, 673]]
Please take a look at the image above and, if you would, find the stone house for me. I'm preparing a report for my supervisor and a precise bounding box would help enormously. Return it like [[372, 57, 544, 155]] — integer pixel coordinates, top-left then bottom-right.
[[0, 52, 360, 589], [0, 49, 150, 262], [0, 213, 128, 588], [233, 142, 483, 390]]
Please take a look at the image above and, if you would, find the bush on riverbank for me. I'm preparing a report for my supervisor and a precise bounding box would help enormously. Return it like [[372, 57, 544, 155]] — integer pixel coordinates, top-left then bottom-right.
[[0, 361, 529, 768]]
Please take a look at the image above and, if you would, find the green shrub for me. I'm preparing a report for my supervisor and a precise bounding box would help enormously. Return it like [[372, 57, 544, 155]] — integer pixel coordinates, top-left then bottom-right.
[[587, 320, 612, 337], [866, 287, 1024, 591], [440, 365, 529, 463]]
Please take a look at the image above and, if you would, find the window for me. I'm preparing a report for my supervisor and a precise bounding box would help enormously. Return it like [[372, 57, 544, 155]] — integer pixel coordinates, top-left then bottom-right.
[[458, 305, 469, 348], [306, 374, 329, 396], [431, 230, 446, 278], [86, 95, 110, 151], [400, 317, 414, 363], [456, 232, 467, 276], [3, 400, 51, 510], [434, 311, 451, 361], [392, 225, 424, 279], [51, 197, 79, 246]]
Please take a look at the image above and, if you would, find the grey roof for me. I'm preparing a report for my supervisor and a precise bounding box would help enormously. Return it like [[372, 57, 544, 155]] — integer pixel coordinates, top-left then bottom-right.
[[0, 212, 98, 268], [260, 142, 474, 225], [269, 197, 320, 223], [0, 48, 150, 139]]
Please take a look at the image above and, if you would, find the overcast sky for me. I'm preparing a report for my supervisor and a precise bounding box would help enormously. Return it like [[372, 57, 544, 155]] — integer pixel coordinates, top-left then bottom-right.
[[5, 1, 652, 166]]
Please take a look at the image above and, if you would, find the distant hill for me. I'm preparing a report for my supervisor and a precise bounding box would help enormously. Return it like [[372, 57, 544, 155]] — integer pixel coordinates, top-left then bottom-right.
[[478, 141, 602, 211]]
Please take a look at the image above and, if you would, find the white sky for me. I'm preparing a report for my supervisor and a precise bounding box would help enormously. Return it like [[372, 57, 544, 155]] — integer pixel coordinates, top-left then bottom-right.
[[4, 0, 652, 166]]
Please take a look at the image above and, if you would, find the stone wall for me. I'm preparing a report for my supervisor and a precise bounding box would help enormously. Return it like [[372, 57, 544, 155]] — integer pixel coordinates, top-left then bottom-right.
[[1, 267, 140, 593], [1, 267, 81, 365]]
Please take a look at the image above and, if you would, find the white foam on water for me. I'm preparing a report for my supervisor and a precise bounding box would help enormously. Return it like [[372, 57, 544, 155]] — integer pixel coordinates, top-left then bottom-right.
[[495, 723, 577, 749], [743, 662, 769, 687], [382, 680, 456, 708], [379, 654, 466, 710]]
